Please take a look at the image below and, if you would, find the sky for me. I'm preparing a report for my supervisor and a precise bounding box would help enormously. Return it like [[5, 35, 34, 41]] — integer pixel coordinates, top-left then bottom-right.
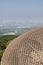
[[0, 0, 43, 27]]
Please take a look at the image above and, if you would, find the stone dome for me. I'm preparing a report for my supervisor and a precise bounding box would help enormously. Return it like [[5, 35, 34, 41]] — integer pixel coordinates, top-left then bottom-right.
[[1, 28, 43, 65]]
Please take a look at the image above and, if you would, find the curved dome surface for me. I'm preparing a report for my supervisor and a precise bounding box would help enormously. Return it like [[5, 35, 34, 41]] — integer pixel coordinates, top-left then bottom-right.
[[1, 28, 43, 65]]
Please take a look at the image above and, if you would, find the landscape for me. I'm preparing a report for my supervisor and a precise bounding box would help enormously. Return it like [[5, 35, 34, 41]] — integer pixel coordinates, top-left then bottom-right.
[[0, 0, 43, 65]]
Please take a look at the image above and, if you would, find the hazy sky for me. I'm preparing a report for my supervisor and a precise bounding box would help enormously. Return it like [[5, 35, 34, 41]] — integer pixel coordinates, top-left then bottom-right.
[[0, 0, 43, 27]]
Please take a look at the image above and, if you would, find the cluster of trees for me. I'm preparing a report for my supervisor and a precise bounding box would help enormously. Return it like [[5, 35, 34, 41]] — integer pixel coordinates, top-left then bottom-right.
[[0, 35, 18, 65]]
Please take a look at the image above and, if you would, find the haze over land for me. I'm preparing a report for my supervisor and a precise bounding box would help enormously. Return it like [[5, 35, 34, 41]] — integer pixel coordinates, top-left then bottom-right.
[[0, 0, 43, 36]]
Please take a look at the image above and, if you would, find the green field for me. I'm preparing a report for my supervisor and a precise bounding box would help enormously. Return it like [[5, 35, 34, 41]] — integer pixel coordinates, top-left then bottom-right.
[[0, 35, 19, 65]]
